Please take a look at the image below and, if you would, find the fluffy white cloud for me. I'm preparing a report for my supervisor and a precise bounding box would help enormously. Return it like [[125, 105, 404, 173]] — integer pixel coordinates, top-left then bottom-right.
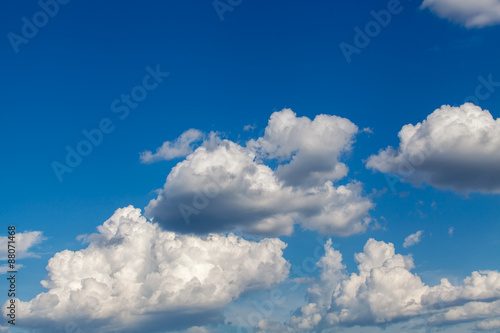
[[0, 230, 45, 260], [403, 230, 424, 248], [247, 109, 358, 187], [8, 206, 289, 332], [421, 0, 500, 28], [140, 128, 203, 163], [145, 109, 373, 236], [289, 238, 500, 331], [367, 103, 500, 194]]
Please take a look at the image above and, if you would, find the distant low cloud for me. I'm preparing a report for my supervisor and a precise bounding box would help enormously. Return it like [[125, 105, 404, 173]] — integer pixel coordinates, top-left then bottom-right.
[[421, 0, 500, 28], [289, 238, 500, 330], [367, 103, 500, 194], [403, 230, 424, 248], [476, 319, 500, 331], [145, 109, 374, 236], [9, 206, 289, 332], [140, 128, 203, 163]]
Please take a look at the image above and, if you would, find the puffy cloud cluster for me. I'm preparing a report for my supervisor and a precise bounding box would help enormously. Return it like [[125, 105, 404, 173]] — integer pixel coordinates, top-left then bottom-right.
[[247, 109, 358, 187], [10, 206, 289, 332], [140, 128, 203, 163], [289, 238, 500, 331], [367, 103, 500, 194], [421, 0, 500, 28], [146, 109, 373, 236]]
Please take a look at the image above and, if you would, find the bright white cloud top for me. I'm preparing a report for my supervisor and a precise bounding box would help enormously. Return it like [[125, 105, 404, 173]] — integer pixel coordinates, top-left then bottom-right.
[[367, 103, 500, 194], [145, 109, 374, 236], [421, 0, 500, 28], [10, 206, 289, 332], [247, 109, 357, 187], [289, 238, 500, 331]]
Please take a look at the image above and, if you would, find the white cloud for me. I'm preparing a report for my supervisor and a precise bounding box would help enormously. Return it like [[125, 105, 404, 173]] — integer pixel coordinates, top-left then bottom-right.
[[421, 0, 500, 28], [243, 123, 256, 131], [185, 326, 210, 333], [8, 206, 289, 332], [449, 226, 454, 237], [367, 103, 500, 194], [145, 109, 373, 236], [403, 230, 424, 248], [476, 318, 500, 331], [247, 109, 358, 187], [0, 264, 24, 274], [0, 231, 45, 260], [289, 238, 500, 331], [140, 128, 203, 163]]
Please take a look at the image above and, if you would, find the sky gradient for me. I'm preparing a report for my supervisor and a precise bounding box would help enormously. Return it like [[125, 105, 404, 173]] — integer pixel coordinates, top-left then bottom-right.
[[1, 0, 500, 332]]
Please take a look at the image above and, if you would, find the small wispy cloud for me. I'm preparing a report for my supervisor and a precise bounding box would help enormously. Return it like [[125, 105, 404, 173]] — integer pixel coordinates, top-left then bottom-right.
[[421, 0, 500, 28], [243, 123, 256, 131], [403, 230, 424, 248], [140, 128, 203, 163], [0, 231, 46, 260]]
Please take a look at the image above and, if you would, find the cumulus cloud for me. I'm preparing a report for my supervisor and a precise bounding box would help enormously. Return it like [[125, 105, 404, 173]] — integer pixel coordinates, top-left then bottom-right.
[[145, 109, 373, 236], [8, 206, 289, 332], [366, 103, 500, 194], [247, 109, 358, 187], [421, 0, 500, 28], [140, 129, 203, 163], [289, 238, 500, 331], [403, 230, 424, 248], [0, 230, 45, 260]]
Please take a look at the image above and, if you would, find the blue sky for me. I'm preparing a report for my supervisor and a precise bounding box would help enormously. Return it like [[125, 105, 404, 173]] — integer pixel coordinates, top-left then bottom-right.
[[1, 0, 500, 332]]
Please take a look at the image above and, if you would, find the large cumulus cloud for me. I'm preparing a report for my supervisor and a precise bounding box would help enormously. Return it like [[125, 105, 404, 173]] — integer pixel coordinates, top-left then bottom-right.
[[145, 109, 374, 236], [289, 238, 500, 331], [8, 206, 289, 332], [421, 0, 500, 28], [367, 103, 500, 194]]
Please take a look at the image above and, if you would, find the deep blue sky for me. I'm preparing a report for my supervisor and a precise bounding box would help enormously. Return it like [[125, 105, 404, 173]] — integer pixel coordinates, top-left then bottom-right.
[[1, 1, 500, 332]]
